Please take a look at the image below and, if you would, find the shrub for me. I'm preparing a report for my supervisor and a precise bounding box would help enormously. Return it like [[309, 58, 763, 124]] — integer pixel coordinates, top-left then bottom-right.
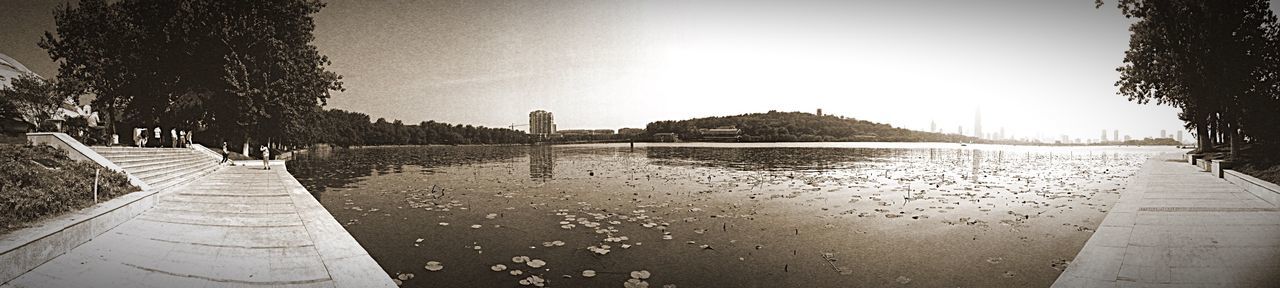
[[0, 144, 138, 234]]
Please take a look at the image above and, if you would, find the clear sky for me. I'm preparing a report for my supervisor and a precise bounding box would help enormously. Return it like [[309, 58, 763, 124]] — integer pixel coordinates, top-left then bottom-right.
[[2, 0, 1235, 141]]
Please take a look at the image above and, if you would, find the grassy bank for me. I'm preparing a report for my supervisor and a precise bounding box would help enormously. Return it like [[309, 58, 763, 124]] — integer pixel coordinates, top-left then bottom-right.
[[0, 144, 138, 235]]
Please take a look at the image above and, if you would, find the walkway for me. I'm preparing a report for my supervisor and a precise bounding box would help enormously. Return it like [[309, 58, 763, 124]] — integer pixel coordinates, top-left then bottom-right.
[[2, 166, 394, 288], [1053, 153, 1280, 287]]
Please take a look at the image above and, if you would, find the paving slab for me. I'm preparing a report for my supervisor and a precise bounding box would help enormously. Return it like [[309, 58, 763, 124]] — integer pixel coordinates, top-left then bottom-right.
[[1, 166, 395, 288], [1053, 153, 1280, 288]]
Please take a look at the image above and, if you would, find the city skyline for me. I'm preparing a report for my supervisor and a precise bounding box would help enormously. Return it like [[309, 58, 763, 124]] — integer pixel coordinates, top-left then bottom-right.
[[0, 0, 1220, 140]]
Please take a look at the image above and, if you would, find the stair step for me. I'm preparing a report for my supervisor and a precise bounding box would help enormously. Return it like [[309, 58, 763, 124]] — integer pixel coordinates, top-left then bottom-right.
[[115, 153, 206, 170], [130, 159, 214, 180], [146, 162, 220, 190]]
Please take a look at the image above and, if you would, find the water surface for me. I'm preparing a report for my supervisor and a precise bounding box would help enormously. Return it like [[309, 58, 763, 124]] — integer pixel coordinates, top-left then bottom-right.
[[288, 143, 1179, 287]]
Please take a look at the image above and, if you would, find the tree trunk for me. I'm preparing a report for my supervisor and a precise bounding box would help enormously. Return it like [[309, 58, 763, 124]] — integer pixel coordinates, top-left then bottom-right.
[[1228, 123, 1241, 161], [1196, 119, 1213, 153]]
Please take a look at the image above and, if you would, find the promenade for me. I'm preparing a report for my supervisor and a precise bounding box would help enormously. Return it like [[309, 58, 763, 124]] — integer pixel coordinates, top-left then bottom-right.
[[1053, 153, 1280, 287], [2, 165, 394, 288]]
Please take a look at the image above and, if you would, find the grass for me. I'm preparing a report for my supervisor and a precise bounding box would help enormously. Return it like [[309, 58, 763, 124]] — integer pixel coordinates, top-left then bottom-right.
[[0, 143, 139, 235]]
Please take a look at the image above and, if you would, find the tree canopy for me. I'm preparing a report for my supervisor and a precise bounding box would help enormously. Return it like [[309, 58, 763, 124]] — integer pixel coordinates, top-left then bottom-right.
[[40, 0, 342, 147], [1108, 0, 1280, 158]]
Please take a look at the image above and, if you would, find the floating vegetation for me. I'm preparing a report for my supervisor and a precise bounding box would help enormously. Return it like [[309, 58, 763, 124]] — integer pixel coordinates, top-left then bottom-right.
[[423, 261, 443, 271]]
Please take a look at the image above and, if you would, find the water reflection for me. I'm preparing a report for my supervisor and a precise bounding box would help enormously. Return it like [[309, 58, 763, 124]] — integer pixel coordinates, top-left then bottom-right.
[[288, 146, 525, 195], [529, 145, 554, 181]]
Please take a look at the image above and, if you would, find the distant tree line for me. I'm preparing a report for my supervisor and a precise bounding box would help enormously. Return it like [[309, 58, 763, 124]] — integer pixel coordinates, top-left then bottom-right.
[[644, 111, 979, 143], [1108, 0, 1280, 163], [301, 109, 527, 148]]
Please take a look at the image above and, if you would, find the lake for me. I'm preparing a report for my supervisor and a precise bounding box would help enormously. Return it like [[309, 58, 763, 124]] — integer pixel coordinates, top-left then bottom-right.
[[287, 143, 1181, 287]]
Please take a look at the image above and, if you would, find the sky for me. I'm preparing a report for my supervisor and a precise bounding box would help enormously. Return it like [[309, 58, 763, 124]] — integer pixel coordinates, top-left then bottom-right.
[[1, 0, 1232, 141]]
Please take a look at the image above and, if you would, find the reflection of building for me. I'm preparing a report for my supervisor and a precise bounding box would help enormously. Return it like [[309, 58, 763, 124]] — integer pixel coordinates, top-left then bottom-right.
[[529, 110, 555, 136], [529, 145, 554, 181]]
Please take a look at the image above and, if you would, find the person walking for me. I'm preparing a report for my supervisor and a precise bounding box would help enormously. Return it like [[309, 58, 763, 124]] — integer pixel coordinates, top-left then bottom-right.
[[259, 144, 270, 170], [220, 142, 230, 165], [170, 128, 178, 148]]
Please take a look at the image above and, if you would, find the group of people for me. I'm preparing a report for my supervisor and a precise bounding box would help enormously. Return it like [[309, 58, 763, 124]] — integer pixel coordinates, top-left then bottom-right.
[[132, 126, 193, 148]]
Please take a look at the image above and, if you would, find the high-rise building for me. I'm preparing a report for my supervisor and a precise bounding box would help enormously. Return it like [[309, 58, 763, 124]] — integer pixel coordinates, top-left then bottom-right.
[[1160, 130, 1167, 138], [1176, 131, 1183, 143], [930, 120, 936, 133], [1101, 129, 1108, 142], [974, 109, 983, 139], [1113, 130, 1119, 142], [529, 110, 555, 136], [999, 127, 1005, 140], [958, 126, 964, 135], [1124, 135, 1132, 141]]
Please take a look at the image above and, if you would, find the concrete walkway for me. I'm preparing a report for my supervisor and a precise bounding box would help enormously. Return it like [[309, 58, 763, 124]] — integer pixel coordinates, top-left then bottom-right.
[[1053, 154, 1280, 287], [2, 165, 394, 288]]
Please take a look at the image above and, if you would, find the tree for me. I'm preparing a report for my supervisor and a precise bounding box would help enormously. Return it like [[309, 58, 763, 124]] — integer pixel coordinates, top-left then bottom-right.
[[0, 74, 78, 131], [1107, 0, 1277, 157], [41, 0, 343, 149]]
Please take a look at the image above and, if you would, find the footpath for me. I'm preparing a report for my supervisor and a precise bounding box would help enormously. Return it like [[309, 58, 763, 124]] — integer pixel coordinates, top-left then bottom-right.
[[2, 165, 394, 288], [1053, 153, 1280, 287]]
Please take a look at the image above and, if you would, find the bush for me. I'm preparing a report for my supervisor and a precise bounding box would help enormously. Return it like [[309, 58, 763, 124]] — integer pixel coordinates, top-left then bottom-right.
[[0, 144, 139, 234]]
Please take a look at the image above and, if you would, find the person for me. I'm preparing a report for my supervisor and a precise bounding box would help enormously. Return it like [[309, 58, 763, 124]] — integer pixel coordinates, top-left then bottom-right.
[[220, 142, 230, 164], [178, 130, 186, 148], [170, 128, 178, 148], [152, 126, 162, 148], [259, 144, 270, 170]]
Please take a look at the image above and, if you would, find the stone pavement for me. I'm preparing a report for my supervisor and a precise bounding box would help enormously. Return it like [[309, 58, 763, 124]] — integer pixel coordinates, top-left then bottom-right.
[[1053, 153, 1280, 287], [2, 165, 395, 288]]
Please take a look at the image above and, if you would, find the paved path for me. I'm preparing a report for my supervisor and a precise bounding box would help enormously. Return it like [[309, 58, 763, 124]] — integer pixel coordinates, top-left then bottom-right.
[[3, 166, 394, 288], [1053, 153, 1280, 287]]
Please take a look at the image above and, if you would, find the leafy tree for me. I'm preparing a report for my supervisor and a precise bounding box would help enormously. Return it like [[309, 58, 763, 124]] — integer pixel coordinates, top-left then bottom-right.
[[0, 74, 79, 131], [1106, 0, 1277, 157]]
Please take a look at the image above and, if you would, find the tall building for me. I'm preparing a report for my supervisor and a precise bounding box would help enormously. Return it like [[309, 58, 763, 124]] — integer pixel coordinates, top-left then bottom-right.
[[1160, 129, 1167, 138], [1113, 130, 1119, 142], [998, 127, 1005, 140], [973, 108, 983, 139], [958, 125, 964, 135], [529, 110, 555, 136], [930, 120, 936, 133], [1176, 131, 1183, 143], [1101, 129, 1108, 142]]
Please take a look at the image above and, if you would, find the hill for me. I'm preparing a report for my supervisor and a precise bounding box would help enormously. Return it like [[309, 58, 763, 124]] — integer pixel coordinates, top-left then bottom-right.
[[644, 111, 978, 142]]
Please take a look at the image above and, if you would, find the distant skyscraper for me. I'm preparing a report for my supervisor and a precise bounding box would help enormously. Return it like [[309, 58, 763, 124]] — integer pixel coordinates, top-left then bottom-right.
[[974, 109, 983, 139], [958, 125, 964, 135], [998, 127, 1005, 140], [1113, 130, 1119, 142], [1124, 135, 1132, 141], [1176, 131, 1183, 142], [1160, 129, 1167, 138], [930, 120, 936, 133], [1061, 135, 1069, 143], [1101, 129, 1108, 142], [529, 110, 555, 136]]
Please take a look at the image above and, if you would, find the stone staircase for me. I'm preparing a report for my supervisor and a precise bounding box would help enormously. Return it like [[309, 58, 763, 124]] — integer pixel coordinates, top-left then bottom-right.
[[90, 147, 221, 191]]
